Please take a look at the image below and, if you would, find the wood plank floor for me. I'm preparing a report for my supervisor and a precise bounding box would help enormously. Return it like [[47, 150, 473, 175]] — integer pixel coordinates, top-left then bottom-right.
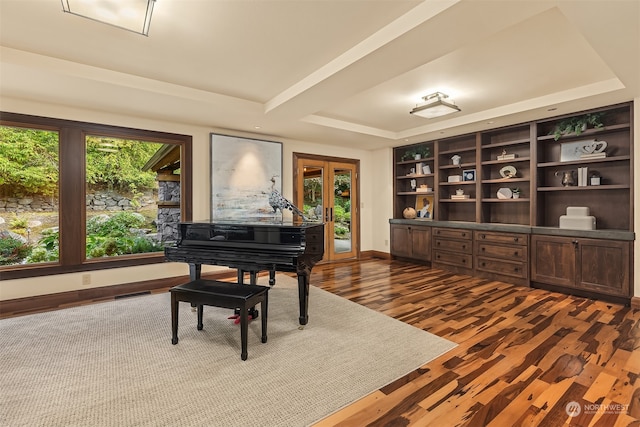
[[310, 259, 640, 427], [3, 258, 638, 426]]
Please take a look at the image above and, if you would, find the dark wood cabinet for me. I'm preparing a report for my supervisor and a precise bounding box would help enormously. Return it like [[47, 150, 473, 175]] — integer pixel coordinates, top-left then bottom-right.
[[390, 224, 431, 262], [475, 231, 529, 286], [432, 227, 473, 274], [531, 235, 630, 298]]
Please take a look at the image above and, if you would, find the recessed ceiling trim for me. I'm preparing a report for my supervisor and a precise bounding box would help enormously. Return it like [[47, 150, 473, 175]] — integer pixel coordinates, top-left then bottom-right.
[[302, 115, 397, 140], [264, 0, 461, 115]]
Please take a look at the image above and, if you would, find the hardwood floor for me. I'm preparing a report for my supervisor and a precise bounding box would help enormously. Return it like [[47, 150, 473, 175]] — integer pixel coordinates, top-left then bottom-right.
[[310, 259, 640, 427], [3, 258, 638, 426]]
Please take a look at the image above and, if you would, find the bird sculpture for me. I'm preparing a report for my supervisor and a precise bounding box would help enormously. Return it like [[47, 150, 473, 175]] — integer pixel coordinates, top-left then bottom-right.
[[266, 176, 307, 221]]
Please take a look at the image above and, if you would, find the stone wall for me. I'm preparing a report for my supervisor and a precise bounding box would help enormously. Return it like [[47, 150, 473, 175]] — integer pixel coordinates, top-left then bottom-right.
[[157, 180, 180, 244], [0, 191, 156, 213]]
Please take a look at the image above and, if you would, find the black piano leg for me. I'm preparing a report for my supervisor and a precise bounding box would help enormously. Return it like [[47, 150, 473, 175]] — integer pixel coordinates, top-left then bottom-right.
[[297, 273, 309, 325], [189, 263, 202, 280], [269, 269, 276, 286]]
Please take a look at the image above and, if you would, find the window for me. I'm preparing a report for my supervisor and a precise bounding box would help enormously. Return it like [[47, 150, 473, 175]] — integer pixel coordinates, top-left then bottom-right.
[[0, 126, 59, 266], [0, 112, 192, 280]]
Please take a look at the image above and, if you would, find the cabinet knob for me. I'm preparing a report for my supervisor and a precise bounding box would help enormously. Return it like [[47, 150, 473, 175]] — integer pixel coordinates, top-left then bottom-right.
[[462, 233, 467, 237], [514, 267, 519, 272], [481, 234, 486, 239], [462, 259, 466, 263], [481, 247, 485, 252], [513, 237, 519, 242], [481, 262, 485, 267], [462, 245, 466, 250], [514, 251, 519, 257]]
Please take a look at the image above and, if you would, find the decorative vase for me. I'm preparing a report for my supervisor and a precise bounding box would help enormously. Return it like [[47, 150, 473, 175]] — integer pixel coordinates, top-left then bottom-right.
[[403, 207, 417, 219]]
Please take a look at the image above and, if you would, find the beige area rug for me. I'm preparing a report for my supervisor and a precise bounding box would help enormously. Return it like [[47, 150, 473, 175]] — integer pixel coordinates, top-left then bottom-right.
[[1, 275, 456, 427]]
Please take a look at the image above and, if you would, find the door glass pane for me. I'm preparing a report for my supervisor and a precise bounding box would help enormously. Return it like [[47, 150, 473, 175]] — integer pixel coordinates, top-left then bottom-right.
[[333, 168, 352, 253], [302, 166, 323, 223], [85, 136, 177, 258], [0, 126, 60, 266]]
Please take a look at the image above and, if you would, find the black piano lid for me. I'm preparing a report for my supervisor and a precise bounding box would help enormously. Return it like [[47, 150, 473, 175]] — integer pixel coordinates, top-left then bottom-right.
[[182, 218, 323, 229]]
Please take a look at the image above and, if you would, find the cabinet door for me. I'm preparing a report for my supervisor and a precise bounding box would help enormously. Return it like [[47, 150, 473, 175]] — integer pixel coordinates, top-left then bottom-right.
[[411, 226, 431, 261], [578, 239, 630, 296], [390, 225, 412, 258], [531, 235, 576, 287]]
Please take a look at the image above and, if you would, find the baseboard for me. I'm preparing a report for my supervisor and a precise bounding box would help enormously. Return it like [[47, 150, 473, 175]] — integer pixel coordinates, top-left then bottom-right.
[[0, 271, 234, 318], [361, 250, 391, 260], [631, 296, 640, 310]]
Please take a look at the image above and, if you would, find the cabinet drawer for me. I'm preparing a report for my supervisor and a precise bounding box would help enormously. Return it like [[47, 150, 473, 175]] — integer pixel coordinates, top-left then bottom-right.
[[476, 257, 528, 279], [475, 231, 528, 246], [476, 242, 528, 261], [433, 228, 472, 240], [434, 238, 472, 254], [434, 250, 472, 269]]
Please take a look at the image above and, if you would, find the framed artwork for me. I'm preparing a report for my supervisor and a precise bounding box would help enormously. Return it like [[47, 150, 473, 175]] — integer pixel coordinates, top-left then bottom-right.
[[463, 169, 476, 181], [210, 134, 283, 220], [415, 194, 434, 220]]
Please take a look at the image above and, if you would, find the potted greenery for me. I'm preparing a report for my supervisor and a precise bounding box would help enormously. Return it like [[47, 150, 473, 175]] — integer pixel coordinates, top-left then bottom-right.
[[401, 146, 431, 161], [553, 113, 604, 141], [511, 188, 521, 199]]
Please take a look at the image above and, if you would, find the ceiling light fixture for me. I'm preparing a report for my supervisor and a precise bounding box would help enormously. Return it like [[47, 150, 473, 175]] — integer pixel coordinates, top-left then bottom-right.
[[61, 0, 156, 36], [410, 92, 461, 119]]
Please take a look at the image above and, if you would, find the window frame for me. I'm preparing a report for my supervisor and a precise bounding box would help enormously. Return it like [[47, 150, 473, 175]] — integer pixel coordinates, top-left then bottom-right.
[[0, 112, 192, 280]]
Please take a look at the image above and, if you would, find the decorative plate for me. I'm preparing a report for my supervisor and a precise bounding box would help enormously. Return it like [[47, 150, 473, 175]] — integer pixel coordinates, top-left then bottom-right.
[[499, 165, 517, 178], [497, 187, 513, 199]]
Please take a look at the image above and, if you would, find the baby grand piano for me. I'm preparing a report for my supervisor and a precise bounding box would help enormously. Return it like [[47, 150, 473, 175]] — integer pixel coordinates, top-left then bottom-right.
[[164, 219, 324, 325]]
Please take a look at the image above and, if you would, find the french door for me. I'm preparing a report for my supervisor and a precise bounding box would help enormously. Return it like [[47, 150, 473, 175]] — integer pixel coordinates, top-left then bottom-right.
[[294, 154, 359, 262]]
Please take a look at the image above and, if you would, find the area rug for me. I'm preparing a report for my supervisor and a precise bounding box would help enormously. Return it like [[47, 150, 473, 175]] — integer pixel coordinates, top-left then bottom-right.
[[0, 275, 456, 427]]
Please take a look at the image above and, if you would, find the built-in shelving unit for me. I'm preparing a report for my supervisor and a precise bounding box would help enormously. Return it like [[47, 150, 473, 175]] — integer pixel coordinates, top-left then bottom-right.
[[393, 102, 633, 232], [390, 102, 634, 303]]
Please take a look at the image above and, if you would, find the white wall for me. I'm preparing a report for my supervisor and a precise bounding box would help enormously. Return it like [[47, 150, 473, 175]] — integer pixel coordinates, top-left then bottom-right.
[[0, 97, 375, 300]]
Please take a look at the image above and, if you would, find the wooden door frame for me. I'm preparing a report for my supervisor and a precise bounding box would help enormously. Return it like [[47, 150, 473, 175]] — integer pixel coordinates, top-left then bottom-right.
[[293, 152, 360, 261]]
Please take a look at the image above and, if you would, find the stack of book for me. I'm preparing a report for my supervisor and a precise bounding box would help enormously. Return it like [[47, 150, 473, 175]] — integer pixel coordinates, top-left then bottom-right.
[[577, 166, 589, 187], [451, 194, 470, 199]]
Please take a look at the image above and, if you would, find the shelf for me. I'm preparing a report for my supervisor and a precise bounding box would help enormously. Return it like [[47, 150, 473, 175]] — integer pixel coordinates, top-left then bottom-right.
[[396, 174, 434, 179], [440, 181, 475, 186], [440, 162, 475, 169], [537, 184, 629, 192], [537, 155, 630, 168], [537, 123, 630, 142], [397, 191, 434, 196], [396, 157, 435, 165], [481, 198, 529, 202], [440, 199, 476, 203], [481, 157, 530, 166], [482, 177, 529, 184]]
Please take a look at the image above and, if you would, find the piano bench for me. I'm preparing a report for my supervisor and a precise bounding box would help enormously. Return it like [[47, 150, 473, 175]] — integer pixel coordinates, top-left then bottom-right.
[[170, 279, 269, 361]]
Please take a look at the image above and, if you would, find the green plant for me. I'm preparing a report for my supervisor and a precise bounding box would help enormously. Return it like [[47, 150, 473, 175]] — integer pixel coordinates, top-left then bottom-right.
[[553, 113, 604, 141], [9, 216, 28, 230], [511, 187, 521, 194], [401, 146, 431, 161], [0, 234, 31, 265]]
